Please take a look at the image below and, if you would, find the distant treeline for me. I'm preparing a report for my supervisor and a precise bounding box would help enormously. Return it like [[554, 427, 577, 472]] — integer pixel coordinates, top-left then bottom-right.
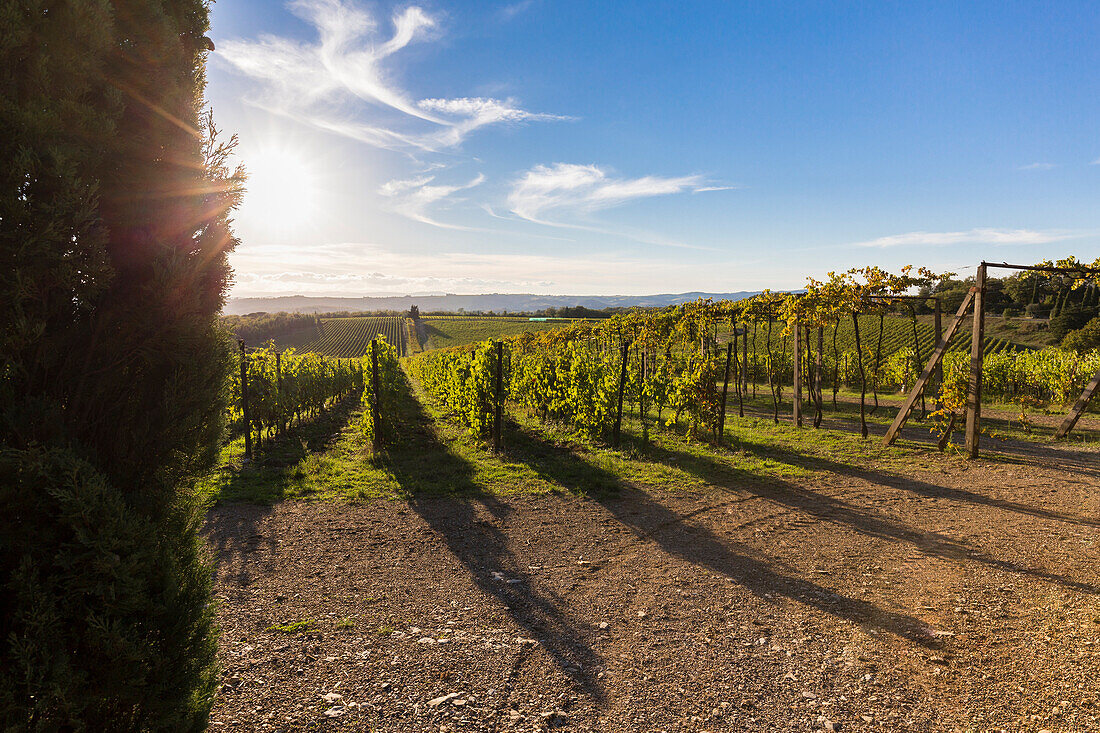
[[919, 272, 1099, 341], [422, 305, 616, 318], [222, 312, 320, 343]]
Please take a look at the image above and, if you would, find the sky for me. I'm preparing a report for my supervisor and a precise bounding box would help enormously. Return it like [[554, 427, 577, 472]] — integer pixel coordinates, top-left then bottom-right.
[[207, 0, 1100, 298]]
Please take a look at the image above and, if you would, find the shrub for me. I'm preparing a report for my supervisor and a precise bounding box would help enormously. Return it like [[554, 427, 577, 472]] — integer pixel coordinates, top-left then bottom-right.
[[1062, 316, 1100, 354], [0, 0, 241, 728]]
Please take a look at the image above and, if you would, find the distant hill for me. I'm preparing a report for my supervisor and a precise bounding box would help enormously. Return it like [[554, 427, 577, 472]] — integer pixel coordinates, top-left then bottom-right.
[[224, 291, 766, 316]]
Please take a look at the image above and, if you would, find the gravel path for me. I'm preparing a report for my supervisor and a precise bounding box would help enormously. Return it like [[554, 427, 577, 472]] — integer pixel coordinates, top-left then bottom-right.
[[205, 442, 1100, 732]]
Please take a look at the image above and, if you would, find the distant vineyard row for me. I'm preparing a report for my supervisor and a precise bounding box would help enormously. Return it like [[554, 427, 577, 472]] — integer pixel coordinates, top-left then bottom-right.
[[285, 316, 410, 357], [731, 314, 1032, 363]]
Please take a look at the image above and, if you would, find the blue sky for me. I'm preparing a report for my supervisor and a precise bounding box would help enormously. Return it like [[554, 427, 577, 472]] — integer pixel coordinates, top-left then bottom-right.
[[207, 0, 1100, 297]]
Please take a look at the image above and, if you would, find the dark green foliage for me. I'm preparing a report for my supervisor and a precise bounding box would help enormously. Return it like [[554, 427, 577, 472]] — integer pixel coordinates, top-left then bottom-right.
[[1062, 316, 1100, 353], [1, 0, 240, 728], [1049, 304, 1098, 341], [221, 311, 321, 343], [0, 448, 218, 731]]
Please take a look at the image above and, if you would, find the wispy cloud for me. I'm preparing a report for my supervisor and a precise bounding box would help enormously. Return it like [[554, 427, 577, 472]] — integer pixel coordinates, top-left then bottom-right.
[[217, 0, 565, 152], [379, 173, 486, 229], [1091, 157, 1100, 165], [853, 228, 1078, 248], [499, 0, 535, 21], [508, 163, 713, 222], [503, 163, 729, 249], [1018, 162, 1056, 170]]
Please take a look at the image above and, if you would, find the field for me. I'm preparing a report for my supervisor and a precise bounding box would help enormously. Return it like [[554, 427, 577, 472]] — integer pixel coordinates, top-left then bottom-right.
[[267, 316, 411, 357], [417, 316, 594, 350]]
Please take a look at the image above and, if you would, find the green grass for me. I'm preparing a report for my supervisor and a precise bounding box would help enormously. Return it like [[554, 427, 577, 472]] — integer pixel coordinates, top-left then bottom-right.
[[418, 317, 588, 350], [200, 358, 1060, 508]]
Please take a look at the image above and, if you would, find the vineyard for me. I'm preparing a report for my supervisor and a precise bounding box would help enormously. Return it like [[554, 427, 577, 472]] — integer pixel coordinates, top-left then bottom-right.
[[227, 340, 400, 457], [734, 314, 1030, 367], [410, 285, 1100, 450], [418, 316, 596, 350], [285, 316, 411, 357]]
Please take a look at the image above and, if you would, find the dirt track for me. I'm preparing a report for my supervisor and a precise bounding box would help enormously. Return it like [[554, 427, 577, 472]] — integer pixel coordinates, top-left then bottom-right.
[[205, 440, 1100, 732]]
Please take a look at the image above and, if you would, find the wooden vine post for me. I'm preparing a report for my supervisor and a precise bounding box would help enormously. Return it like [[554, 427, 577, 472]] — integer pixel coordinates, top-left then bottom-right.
[[814, 326, 824, 428], [882, 289, 976, 447], [741, 322, 749, 395], [275, 350, 283, 434], [792, 316, 802, 427], [964, 263, 987, 458], [1055, 366, 1100, 439], [371, 339, 382, 452], [640, 351, 649, 442], [493, 340, 504, 452], [613, 342, 628, 447], [239, 339, 251, 460], [719, 341, 733, 439], [933, 298, 943, 404]]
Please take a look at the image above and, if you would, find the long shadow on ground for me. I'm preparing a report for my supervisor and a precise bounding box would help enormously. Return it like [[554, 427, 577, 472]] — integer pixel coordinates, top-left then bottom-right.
[[204, 393, 363, 586], [634, 436, 1100, 597], [381, 372, 606, 703], [501, 422, 942, 646]]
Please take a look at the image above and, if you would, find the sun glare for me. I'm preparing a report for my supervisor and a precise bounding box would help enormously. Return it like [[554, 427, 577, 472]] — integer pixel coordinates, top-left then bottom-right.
[[241, 147, 319, 231]]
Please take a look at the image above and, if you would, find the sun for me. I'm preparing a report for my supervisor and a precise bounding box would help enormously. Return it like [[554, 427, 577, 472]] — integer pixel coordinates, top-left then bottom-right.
[[240, 147, 319, 231]]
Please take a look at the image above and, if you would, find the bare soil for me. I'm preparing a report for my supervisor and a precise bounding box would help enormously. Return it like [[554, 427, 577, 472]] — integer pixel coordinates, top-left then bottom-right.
[[205, 436, 1100, 732]]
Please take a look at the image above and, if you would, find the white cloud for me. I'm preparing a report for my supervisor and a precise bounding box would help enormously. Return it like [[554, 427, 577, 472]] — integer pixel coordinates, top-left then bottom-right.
[[853, 228, 1077, 248], [507, 163, 712, 222], [419, 97, 569, 148], [1091, 157, 1100, 165], [217, 0, 564, 152], [1017, 162, 1056, 170], [500, 0, 535, 20], [379, 173, 486, 229]]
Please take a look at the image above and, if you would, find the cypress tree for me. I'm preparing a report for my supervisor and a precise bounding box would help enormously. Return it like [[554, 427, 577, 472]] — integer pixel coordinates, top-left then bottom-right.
[[1, 1, 242, 729]]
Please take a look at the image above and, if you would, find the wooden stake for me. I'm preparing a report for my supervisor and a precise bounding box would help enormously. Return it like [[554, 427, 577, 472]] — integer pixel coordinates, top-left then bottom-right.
[[239, 340, 251, 460], [493, 340, 503, 452], [814, 326, 824, 428], [793, 318, 802, 427], [933, 299, 943, 406], [719, 341, 733, 439], [613, 342, 628, 447], [275, 351, 283, 434], [1054, 365, 1100, 439], [881, 289, 975, 447], [371, 339, 382, 452], [965, 264, 987, 458]]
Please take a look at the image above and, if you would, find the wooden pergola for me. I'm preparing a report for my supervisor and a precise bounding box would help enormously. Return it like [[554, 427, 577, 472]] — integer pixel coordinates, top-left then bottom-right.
[[882, 261, 1100, 456]]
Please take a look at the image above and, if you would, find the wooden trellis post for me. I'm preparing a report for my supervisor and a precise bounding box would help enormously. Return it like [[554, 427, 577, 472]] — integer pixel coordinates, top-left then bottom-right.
[[719, 341, 733, 439], [238, 340, 252, 461], [964, 263, 987, 457], [613, 342, 628, 447], [371, 339, 382, 452], [793, 317, 802, 427], [1055, 366, 1100, 439], [493, 340, 504, 452], [881, 289, 976, 447]]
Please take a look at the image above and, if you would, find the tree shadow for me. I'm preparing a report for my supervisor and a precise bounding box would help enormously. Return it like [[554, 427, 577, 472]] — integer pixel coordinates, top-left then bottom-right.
[[502, 422, 943, 646], [729, 432, 1100, 531], [632, 435, 1100, 596], [203, 503, 277, 589], [382, 373, 607, 702], [201, 394, 365, 584]]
